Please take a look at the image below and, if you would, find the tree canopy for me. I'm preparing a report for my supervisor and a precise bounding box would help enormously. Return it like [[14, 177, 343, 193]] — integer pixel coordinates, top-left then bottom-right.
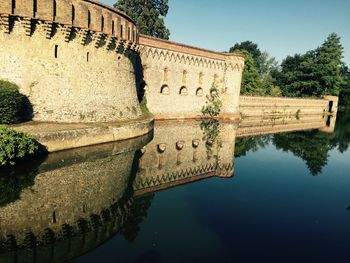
[[229, 42, 279, 96], [275, 33, 345, 97], [229, 33, 349, 107], [114, 0, 170, 40]]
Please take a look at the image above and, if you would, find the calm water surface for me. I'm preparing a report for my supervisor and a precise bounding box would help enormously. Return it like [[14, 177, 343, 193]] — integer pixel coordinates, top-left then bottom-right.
[[0, 112, 350, 263]]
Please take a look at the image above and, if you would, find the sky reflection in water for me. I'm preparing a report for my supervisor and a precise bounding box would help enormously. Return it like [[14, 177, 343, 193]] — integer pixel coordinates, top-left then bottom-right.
[[0, 112, 350, 263], [74, 113, 350, 263]]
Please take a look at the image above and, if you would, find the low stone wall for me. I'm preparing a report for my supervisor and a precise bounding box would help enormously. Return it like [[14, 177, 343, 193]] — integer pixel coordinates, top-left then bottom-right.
[[240, 95, 339, 118], [237, 114, 336, 138], [14, 113, 154, 152]]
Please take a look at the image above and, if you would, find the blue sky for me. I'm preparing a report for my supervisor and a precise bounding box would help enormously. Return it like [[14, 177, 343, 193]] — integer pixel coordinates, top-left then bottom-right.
[[102, 0, 350, 64]]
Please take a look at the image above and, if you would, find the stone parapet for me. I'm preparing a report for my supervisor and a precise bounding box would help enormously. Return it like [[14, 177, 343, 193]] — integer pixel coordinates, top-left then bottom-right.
[[0, 0, 138, 45], [240, 95, 338, 118]]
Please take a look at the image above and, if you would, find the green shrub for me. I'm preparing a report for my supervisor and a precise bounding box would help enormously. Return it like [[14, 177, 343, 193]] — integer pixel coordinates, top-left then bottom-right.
[[0, 80, 32, 124], [0, 126, 39, 166], [140, 96, 149, 113], [202, 82, 224, 118]]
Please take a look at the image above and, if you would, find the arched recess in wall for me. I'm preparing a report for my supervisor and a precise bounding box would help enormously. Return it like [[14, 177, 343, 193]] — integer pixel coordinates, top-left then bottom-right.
[[179, 86, 188, 96], [160, 85, 170, 95], [196, 87, 204, 97]]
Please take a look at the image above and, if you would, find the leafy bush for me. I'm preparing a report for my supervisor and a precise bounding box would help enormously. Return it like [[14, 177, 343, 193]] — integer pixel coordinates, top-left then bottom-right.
[[140, 96, 149, 113], [202, 82, 224, 118], [0, 126, 39, 166], [0, 80, 32, 124]]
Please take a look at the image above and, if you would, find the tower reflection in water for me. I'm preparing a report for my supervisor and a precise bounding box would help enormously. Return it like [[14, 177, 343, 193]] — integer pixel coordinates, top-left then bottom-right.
[[0, 114, 337, 262]]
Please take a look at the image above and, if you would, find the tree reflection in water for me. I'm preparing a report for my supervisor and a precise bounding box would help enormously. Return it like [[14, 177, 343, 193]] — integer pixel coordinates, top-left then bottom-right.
[[235, 112, 350, 176]]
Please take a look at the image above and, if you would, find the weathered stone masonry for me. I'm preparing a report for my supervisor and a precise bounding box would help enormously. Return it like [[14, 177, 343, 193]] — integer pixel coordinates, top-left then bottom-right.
[[0, 0, 141, 122], [139, 35, 245, 120]]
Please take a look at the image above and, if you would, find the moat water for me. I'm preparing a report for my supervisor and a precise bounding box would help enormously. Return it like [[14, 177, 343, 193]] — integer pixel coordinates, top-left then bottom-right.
[[0, 112, 350, 263]]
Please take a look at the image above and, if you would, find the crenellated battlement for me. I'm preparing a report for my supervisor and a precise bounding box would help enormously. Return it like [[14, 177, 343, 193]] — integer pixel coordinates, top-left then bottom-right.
[[0, 0, 138, 48]]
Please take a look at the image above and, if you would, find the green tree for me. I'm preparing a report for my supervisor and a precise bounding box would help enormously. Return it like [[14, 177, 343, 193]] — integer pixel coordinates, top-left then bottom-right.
[[230, 42, 278, 95], [277, 33, 345, 97], [240, 51, 265, 95], [230, 41, 262, 65], [339, 64, 350, 108], [114, 0, 170, 40], [313, 33, 344, 96]]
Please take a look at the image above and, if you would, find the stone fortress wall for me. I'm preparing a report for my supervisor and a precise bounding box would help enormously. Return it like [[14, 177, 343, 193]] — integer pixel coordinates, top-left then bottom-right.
[[240, 95, 339, 119], [0, 134, 151, 247], [0, 0, 142, 122], [139, 35, 245, 120], [133, 120, 238, 196]]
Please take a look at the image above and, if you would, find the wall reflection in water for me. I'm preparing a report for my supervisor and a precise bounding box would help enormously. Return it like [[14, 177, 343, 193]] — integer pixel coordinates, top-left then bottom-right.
[[0, 112, 346, 262]]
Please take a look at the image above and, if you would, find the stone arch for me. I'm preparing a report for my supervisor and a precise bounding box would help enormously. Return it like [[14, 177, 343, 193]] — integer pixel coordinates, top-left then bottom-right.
[[153, 49, 160, 60], [164, 51, 170, 61], [192, 139, 200, 148], [157, 143, 167, 153], [160, 84, 170, 95], [176, 141, 185, 150], [179, 86, 188, 96], [180, 55, 186, 64], [190, 57, 195, 65], [194, 58, 199, 66], [196, 87, 204, 97], [169, 52, 175, 62], [199, 58, 204, 67], [159, 50, 165, 60]]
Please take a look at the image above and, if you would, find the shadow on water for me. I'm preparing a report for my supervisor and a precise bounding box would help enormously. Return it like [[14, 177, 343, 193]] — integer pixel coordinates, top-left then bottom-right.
[[0, 133, 153, 262], [0, 153, 47, 208]]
